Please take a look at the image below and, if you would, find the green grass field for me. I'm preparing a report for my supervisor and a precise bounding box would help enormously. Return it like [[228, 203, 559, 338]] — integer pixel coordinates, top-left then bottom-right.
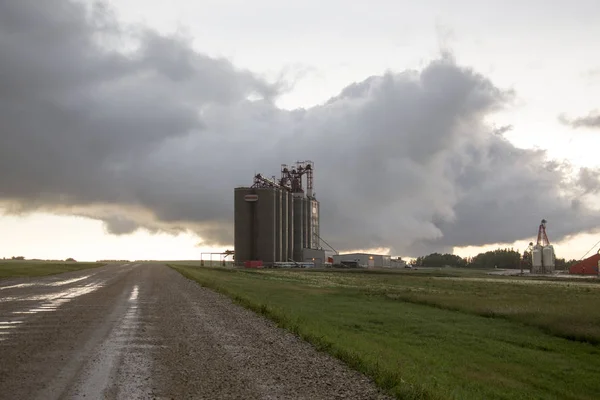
[[0, 261, 105, 279], [170, 265, 600, 400]]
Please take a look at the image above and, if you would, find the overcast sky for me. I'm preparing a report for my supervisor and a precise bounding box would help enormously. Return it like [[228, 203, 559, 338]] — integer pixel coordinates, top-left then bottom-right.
[[1, 0, 599, 261]]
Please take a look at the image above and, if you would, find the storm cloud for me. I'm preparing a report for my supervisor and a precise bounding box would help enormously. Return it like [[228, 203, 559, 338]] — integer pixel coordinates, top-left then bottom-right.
[[2, 0, 600, 256], [559, 111, 600, 129]]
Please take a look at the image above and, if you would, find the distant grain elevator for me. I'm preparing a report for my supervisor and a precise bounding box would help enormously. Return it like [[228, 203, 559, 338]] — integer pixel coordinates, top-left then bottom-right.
[[234, 161, 324, 266]]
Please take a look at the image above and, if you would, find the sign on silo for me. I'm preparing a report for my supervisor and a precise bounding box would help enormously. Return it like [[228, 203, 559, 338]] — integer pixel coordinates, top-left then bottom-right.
[[244, 194, 258, 202]]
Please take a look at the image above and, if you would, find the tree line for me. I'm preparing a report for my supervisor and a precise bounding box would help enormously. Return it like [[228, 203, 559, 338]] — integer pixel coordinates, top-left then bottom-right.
[[410, 248, 580, 270], [4, 256, 77, 262]]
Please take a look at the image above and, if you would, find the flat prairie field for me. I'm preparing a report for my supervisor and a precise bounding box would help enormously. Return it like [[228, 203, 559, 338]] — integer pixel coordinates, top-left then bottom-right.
[[0, 261, 104, 279], [171, 266, 600, 400]]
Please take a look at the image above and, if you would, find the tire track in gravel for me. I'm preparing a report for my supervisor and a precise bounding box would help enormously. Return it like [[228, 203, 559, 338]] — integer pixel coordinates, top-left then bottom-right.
[[63, 266, 159, 399]]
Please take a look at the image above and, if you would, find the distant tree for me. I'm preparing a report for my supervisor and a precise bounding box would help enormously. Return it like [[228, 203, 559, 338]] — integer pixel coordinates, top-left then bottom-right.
[[521, 249, 532, 270], [415, 253, 468, 268], [554, 258, 579, 271], [65, 258, 77, 262], [469, 248, 521, 269], [11, 256, 25, 260]]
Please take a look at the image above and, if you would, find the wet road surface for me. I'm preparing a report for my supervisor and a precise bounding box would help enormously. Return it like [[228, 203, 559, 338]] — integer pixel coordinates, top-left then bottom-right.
[[0, 263, 391, 399]]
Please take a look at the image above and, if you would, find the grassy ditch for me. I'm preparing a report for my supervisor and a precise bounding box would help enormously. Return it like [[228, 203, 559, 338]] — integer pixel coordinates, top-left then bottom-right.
[[222, 268, 600, 344], [170, 265, 600, 400], [0, 261, 105, 279]]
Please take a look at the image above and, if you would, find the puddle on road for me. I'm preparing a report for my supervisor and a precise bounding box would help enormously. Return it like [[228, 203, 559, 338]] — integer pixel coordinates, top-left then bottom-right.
[[0, 297, 21, 303], [0, 267, 139, 347], [11, 283, 105, 315], [0, 263, 133, 293], [46, 276, 93, 287], [0, 321, 24, 328], [129, 285, 139, 301], [0, 320, 25, 340], [0, 282, 106, 341], [71, 283, 154, 397], [0, 282, 37, 290], [0, 275, 93, 291], [0, 267, 136, 345]]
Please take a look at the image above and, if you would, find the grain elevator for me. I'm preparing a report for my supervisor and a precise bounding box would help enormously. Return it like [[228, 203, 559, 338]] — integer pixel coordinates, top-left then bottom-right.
[[529, 219, 555, 274], [234, 161, 325, 266]]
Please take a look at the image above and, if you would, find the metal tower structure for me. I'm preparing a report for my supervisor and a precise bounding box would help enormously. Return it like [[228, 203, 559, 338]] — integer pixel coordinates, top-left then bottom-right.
[[536, 219, 550, 246], [279, 161, 314, 197], [251, 173, 282, 189]]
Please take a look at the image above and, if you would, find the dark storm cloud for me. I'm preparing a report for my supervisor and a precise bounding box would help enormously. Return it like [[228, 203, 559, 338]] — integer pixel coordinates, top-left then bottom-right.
[[578, 168, 600, 194], [2, 0, 600, 256], [559, 111, 600, 129], [0, 0, 277, 237], [103, 215, 139, 235], [492, 124, 513, 136]]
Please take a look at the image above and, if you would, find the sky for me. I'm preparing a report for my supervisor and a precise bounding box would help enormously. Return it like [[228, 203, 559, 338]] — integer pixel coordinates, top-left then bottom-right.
[[1, 0, 600, 262]]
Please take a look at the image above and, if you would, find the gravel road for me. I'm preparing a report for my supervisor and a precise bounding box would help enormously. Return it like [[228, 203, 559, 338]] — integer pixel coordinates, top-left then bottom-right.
[[0, 263, 391, 399]]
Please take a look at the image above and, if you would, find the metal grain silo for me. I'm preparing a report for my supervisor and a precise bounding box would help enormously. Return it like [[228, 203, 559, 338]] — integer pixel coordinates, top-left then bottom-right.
[[293, 194, 304, 261], [287, 191, 294, 261], [255, 187, 277, 264], [531, 245, 543, 273], [280, 189, 288, 262], [303, 197, 313, 249], [234, 187, 256, 264], [274, 188, 282, 263], [542, 245, 555, 272], [311, 198, 320, 249]]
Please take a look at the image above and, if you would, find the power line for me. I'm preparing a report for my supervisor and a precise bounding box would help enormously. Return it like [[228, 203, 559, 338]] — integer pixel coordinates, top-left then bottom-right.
[[579, 238, 600, 260]]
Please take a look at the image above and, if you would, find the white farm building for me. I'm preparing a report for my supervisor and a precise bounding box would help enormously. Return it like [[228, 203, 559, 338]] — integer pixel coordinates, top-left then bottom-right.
[[332, 253, 392, 268]]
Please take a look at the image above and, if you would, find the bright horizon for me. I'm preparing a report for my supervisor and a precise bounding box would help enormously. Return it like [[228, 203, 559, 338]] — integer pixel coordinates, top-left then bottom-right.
[[1, 211, 597, 262], [1, 0, 599, 262]]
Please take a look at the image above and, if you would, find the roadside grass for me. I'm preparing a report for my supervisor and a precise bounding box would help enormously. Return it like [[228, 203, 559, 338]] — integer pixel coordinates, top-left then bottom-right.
[[170, 265, 600, 400], [0, 261, 104, 279], [241, 268, 600, 345]]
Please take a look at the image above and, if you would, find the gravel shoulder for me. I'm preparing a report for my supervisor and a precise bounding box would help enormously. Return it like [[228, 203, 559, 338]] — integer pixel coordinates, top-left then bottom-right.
[[0, 263, 391, 399]]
